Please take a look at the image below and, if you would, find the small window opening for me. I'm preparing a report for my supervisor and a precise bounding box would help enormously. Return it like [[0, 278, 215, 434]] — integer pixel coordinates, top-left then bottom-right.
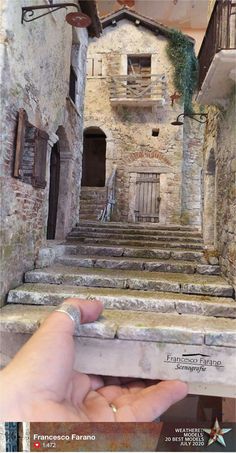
[[127, 55, 151, 75], [152, 128, 160, 137], [69, 65, 77, 103]]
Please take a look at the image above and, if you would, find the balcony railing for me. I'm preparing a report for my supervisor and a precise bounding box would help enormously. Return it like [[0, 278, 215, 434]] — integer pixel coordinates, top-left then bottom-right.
[[198, 0, 236, 89], [109, 74, 166, 106]]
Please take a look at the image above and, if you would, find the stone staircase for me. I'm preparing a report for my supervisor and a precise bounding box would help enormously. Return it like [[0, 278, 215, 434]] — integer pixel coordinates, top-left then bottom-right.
[[79, 187, 107, 220], [1, 221, 236, 397]]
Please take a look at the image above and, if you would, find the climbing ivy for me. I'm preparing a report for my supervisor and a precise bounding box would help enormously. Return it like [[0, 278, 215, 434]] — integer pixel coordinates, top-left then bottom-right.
[[166, 29, 198, 115]]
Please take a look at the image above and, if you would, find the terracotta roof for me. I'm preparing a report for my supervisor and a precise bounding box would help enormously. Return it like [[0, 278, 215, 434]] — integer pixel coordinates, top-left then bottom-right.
[[79, 0, 102, 38], [100, 6, 194, 43]]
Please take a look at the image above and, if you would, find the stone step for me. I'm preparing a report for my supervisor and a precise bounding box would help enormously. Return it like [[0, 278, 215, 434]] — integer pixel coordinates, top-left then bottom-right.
[[78, 221, 200, 232], [24, 265, 234, 297], [79, 208, 104, 214], [80, 203, 104, 212], [1, 304, 236, 348], [68, 237, 203, 250], [7, 283, 236, 318], [80, 203, 105, 208], [80, 191, 106, 201], [79, 215, 100, 220], [69, 232, 202, 243], [56, 255, 220, 275], [73, 226, 202, 238], [65, 244, 205, 262], [2, 304, 236, 396]]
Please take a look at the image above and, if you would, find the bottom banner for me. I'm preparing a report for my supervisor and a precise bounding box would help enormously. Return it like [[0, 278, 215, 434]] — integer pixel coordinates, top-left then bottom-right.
[[28, 420, 236, 452]]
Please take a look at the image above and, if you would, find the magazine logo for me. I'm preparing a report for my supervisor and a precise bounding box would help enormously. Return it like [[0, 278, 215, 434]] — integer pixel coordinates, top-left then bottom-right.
[[163, 419, 232, 449], [203, 418, 232, 447]]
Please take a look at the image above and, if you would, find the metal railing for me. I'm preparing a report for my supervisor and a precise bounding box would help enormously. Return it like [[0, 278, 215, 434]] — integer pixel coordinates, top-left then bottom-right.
[[109, 74, 166, 101], [99, 167, 117, 222], [198, 0, 236, 89]]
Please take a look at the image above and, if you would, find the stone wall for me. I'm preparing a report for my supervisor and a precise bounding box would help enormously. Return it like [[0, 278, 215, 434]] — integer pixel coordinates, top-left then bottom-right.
[[84, 19, 203, 226], [203, 92, 236, 289], [0, 0, 88, 305], [181, 116, 205, 226]]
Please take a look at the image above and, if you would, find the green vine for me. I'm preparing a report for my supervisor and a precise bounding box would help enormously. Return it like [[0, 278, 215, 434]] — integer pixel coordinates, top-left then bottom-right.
[[166, 29, 198, 115]]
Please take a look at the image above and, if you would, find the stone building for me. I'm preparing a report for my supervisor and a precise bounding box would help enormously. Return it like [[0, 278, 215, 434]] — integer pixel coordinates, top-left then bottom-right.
[[80, 8, 205, 226], [198, 0, 236, 289], [0, 0, 101, 305]]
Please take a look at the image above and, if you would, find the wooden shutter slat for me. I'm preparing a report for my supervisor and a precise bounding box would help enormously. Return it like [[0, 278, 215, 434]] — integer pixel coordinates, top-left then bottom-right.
[[94, 55, 103, 76], [86, 58, 93, 76]]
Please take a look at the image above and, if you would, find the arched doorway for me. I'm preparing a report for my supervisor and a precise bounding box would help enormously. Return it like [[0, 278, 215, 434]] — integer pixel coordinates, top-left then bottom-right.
[[47, 142, 60, 239], [203, 148, 216, 246], [82, 127, 106, 187]]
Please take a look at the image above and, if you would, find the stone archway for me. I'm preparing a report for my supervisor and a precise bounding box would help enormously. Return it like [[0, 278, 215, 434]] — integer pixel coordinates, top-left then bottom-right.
[[82, 127, 106, 187], [203, 148, 217, 246], [83, 122, 115, 183]]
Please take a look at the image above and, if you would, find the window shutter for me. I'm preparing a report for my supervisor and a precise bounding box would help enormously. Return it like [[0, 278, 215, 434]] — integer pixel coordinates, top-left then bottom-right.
[[94, 55, 103, 76], [32, 129, 49, 188], [13, 109, 27, 178], [86, 58, 93, 76]]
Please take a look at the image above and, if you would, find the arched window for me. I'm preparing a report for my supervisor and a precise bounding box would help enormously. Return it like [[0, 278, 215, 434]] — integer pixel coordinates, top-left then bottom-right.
[[82, 127, 106, 187]]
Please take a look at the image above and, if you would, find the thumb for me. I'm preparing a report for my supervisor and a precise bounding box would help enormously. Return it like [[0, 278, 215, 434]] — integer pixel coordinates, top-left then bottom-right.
[[41, 298, 104, 334], [4, 299, 103, 392]]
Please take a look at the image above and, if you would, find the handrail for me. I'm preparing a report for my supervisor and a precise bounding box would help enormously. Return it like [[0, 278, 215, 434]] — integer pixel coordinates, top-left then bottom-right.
[[110, 74, 165, 80], [99, 167, 117, 222]]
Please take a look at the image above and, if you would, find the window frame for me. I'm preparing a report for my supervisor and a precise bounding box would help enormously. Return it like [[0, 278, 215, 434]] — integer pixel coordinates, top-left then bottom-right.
[[69, 65, 78, 104], [13, 108, 49, 189]]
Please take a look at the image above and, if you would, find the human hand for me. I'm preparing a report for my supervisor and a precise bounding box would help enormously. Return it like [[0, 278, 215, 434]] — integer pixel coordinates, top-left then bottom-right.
[[0, 298, 188, 421]]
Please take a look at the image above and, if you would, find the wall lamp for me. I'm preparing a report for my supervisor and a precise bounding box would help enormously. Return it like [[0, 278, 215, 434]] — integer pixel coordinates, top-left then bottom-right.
[[21, 3, 91, 28], [171, 113, 208, 126]]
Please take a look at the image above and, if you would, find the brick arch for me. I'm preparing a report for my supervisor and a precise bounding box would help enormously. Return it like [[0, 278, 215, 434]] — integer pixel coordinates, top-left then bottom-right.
[[126, 150, 171, 166]]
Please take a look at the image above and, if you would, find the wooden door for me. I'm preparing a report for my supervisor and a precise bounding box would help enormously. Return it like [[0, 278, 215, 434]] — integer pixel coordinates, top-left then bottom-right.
[[47, 143, 60, 239], [135, 172, 160, 222]]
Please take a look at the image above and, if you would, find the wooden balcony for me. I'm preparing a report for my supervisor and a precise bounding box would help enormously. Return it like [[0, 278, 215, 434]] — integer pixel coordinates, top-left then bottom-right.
[[197, 0, 236, 105], [109, 74, 166, 107]]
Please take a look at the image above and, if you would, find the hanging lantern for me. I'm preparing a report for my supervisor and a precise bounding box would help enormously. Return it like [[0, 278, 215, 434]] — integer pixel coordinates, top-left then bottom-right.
[[117, 0, 135, 7]]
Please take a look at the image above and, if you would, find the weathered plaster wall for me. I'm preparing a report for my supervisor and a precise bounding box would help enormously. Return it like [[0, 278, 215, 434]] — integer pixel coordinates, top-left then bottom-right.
[[84, 20, 185, 223], [203, 93, 236, 289], [0, 0, 88, 304]]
